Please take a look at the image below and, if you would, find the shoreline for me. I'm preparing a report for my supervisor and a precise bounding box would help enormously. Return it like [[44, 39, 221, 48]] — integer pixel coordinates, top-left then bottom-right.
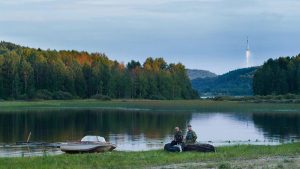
[[1, 99, 300, 113], [1, 143, 299, 169]]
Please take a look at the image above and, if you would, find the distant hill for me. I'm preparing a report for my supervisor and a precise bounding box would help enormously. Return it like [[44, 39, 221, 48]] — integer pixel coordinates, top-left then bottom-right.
[[186, 69, 217, 80], [191, 67, 259, 96]]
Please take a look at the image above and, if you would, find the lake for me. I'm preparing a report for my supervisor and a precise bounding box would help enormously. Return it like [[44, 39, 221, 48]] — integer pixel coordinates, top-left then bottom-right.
[[0, 109, 299, 157]]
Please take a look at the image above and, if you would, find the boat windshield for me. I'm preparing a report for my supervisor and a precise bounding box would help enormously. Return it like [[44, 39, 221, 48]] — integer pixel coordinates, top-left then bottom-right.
[[81, 136, 106, 142]]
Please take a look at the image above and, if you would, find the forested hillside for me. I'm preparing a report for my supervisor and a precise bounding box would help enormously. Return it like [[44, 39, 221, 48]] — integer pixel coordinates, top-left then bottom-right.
[[0, 41, 198, 100], [253, 54, 300, 95], [192, 67, 258, 96]]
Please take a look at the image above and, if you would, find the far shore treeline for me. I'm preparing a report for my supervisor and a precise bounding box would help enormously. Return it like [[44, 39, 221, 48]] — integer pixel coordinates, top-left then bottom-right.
[[0, 41, 198, 100], [253, 54, 300, 95]]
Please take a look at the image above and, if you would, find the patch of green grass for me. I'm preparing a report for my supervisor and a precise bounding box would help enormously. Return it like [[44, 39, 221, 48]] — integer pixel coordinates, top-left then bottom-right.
[[1, 99, 300, 113], [276, 164, 284, 169], [283, 158, 293, 163], [218, 163, 231, 169], [0, 143, 299, 169]]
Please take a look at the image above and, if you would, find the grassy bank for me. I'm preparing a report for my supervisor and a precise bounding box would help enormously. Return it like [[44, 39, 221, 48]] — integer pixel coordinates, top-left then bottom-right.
[[1, 143, 300, 169], [1, 99, 300, 113], [212, 94, 300, 104]]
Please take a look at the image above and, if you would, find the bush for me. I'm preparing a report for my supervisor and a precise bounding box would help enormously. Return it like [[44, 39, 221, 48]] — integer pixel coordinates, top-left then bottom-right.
[[149, 95, 166, 100], [284, 93, 297, 99], [52, 91, 73, 100], [17, 94, 29, 100], [91, 94, 111, 101], [213, 96, 234, 101], [218, 163, 231, 169], [275, 95, 284, 100], [34, 90, 53, 100], [212, 96, 223, 101]]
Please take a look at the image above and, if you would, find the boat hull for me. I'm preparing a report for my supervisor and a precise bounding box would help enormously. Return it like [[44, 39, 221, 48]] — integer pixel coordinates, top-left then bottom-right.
[[60, 143, 116, 153], [164, 143, 215, 152]]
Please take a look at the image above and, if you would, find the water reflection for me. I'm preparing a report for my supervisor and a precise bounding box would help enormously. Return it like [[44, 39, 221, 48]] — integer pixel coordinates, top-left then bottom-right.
[[0, 110, 192, 146], [252, 113, 300, 141], [0, 110, 299, 155], [0, 145, 63, 158], [189, 113, 265, 145]]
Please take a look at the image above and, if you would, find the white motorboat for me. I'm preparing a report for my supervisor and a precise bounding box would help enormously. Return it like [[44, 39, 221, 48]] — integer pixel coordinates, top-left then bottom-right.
[[60, 136, 116, 153]]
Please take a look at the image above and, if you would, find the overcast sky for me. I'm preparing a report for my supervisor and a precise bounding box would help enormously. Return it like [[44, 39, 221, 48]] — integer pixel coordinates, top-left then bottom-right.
[[0, 0, 300, 74]]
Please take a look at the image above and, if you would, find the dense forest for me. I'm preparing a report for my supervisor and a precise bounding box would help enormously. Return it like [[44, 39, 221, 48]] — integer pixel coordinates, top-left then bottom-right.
[[192, 67, 258, 96], [253, 54, 300, 95], [0, 41, 198, 100]]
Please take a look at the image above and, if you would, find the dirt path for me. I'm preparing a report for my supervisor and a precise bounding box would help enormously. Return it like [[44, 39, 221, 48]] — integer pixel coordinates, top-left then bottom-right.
[[150, 156, 300, 169]]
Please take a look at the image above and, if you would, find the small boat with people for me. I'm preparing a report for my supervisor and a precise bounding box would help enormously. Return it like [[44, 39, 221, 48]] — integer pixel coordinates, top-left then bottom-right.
[[60, 136, 116, 153], [164, 125, 216, 153]]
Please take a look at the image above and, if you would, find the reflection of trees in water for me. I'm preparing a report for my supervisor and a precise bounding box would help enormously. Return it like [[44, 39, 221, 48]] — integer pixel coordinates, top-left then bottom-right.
[[252, 113, 300, 139], [0, 110, 192, 143]]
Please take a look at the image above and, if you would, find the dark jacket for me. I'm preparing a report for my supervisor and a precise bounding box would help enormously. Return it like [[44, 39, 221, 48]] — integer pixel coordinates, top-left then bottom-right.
[[174, 130, 183, 144]]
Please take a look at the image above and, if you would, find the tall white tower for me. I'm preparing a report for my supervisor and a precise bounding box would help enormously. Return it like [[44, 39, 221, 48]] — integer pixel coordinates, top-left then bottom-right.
[[246, 37, 251, 67]]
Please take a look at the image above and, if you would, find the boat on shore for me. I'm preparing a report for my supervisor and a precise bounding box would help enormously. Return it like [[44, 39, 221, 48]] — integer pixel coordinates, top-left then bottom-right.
[[60, 136, 116, 153], [164, 143, 215, 152]]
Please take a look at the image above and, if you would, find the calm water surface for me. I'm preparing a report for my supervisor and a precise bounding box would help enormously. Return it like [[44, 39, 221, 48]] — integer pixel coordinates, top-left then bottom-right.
[[0, 109, 299, 157]]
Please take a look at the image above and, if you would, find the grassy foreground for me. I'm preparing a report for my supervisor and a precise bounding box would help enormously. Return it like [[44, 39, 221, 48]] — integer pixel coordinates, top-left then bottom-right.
[[1, 99, 300, 112], [1, 143, 300, 169]]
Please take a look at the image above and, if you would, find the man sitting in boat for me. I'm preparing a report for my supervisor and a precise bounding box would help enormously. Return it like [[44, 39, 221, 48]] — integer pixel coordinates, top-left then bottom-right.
[[185, 124, 197, 144], [164, 125, 215, 152], [171, 127, 183, 146]]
